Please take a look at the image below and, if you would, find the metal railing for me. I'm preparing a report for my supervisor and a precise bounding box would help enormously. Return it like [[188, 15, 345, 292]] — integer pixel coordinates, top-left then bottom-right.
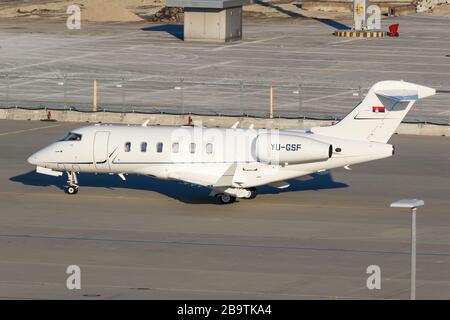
[[1, 74, 449, 124]]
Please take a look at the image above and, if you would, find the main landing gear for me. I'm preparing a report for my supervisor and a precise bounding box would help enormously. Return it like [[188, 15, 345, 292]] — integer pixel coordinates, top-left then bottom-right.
[[217, 193, 236, 204], [246, 187, 257, 200], [65, 171, 79, 195], [215, 187, 257, 204]]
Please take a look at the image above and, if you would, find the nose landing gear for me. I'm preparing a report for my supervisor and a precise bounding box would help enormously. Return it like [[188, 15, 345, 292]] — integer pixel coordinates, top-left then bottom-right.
[[65, 171, 79, 195], [66, 185, 78, 195]]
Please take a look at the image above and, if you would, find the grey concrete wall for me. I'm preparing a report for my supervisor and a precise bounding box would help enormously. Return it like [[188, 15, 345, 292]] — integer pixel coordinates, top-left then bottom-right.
[[184, 10, 206, 40], [184, 9, 224, 42], [1, 108, 448, 137], [183, 7, 242, 42], [225, 7, 242, 41]]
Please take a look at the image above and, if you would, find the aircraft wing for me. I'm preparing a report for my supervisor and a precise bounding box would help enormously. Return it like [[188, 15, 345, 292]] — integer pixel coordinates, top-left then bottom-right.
[[167, 171, 217, 187], [165, 163, 239, 188]]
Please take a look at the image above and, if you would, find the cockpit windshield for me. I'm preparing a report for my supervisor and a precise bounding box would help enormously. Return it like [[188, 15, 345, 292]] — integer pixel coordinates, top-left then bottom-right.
[[59, 132, 82, 141]]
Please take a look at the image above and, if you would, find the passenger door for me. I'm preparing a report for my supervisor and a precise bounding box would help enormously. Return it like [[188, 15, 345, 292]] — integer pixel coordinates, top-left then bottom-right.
[[93, 131, 110, 171]]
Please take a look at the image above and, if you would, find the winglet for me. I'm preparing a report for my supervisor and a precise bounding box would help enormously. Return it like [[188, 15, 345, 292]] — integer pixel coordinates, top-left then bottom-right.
[[231, 121, 239, 129], [142, 120, 150, 127]]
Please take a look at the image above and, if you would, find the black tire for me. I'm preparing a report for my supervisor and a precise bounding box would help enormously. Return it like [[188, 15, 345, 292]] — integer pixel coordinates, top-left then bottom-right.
[[218, 194, 236, 204], [248, 187, 257, 199], [66, 186, 78, 195]]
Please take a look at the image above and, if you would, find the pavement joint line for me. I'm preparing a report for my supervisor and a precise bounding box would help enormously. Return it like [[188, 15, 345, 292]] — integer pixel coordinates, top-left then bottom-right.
[[211, 35, 287, 52], [190, 60, 235, 71], [0, 233, 449, 257], [0, 124, 62, 136]]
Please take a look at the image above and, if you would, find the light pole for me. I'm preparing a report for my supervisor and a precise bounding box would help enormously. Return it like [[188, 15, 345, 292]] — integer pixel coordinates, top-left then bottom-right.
[[390, 199, 425, 300]]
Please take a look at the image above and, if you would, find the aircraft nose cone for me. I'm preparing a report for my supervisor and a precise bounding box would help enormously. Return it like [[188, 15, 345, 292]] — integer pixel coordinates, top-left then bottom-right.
[[27, 154, 38, 165]]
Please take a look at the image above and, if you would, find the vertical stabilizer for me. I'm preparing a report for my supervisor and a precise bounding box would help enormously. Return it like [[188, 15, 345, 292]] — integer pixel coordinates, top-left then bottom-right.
[[311, 81, 435, 143]]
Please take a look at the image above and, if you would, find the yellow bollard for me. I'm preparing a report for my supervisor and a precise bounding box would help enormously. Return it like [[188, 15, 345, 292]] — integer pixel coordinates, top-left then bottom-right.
[[92, 79, 97, 112], [269, 86, 274, 119]]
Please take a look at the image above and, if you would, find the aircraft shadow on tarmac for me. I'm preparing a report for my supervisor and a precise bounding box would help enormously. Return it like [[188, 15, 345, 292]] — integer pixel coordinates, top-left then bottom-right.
[[254, 0, 350, 30], [10, 171, 348, 205], [141, 24, 184, 40]]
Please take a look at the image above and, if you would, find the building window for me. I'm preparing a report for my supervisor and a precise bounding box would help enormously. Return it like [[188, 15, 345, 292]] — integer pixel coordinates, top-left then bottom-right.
[[172, 142, 179, 153], [141, 142, 147, 152], [156, 142, 163, 153], [189, 143, 196, 154], [124, 142, 131, 152], [206, 143, 213, 154]]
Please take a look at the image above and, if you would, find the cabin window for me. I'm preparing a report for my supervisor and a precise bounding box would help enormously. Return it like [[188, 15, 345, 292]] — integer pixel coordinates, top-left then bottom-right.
[[206, 143, 213, 154], [59, 132, 82, 141], [189, 143, 196, 154], [172, 142, 179, 153], [156, 142, 163, 153], [124, 142, 131, 152], [141, 142, 147, 152]]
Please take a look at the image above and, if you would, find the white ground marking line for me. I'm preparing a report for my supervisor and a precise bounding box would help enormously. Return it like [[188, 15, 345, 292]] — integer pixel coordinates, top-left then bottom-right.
[[0, 72, 61, 89], [0, 52, 99, 73], [393, 35, 447, 40], [211, 35, 287, 51], [117, 83, 208, 102], [302, 89, 357, 103], [113, 60, 450, 76], [190, 60, 235, 71], [208, 45, 450, 58], [0, 34, 202, 74], [6, 36, 449, 73], [327, 38, 367, 46], [325, 43, 450, 52], [406, 14, 450, 21], [0, 124, 61, 136], [26, 74, 163, 100], [1, 30, 145, 55], [1, 46, 205, 77], [253, 63, 450, 75]]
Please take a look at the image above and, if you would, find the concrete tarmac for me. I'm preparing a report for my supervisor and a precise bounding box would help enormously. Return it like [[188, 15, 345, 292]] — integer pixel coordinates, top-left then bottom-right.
[[0, 119, 449, 299], [0, 15, 449, 121]]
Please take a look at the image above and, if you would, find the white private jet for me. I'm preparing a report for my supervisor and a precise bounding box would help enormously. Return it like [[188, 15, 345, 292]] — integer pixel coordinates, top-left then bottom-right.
[[27, 80, 435, 204]]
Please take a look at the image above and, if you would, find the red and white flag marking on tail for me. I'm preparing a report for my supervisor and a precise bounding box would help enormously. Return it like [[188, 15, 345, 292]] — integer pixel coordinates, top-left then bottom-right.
[[372, 106, 385, 113]]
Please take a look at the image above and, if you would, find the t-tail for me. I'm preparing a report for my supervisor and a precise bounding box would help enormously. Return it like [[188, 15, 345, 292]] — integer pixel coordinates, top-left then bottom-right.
[[311, 80, 436, 143]]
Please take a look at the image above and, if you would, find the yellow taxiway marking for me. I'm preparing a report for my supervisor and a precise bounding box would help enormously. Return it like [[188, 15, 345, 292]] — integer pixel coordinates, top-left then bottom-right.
[[0, 190, 388, 211], [0, 124, 61, 136]]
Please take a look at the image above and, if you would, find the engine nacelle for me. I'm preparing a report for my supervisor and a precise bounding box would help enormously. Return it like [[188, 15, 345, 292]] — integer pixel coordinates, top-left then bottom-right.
[[255, 133, 332, 165]]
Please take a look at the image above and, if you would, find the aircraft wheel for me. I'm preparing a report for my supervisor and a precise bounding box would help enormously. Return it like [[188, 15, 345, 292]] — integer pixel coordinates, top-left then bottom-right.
[[66, 185, 79, 195], [218, 194, 236, 204], [248, 187, 257, 199]]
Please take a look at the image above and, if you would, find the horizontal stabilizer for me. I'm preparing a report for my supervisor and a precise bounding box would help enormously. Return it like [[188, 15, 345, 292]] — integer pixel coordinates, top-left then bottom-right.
[[376, 89, 418, 102]]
